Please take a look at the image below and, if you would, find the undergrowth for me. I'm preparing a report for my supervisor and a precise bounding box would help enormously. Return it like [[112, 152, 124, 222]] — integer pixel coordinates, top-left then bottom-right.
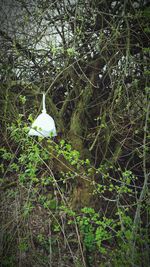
[[0, 116, 149, 267]]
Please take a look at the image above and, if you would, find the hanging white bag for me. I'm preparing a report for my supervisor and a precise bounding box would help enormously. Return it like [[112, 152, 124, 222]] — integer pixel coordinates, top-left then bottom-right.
[[28, 93, 57, 137]]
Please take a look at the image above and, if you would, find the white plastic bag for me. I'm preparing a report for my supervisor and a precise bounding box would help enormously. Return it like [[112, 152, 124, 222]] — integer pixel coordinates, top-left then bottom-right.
[[28, 93, 57, 137]]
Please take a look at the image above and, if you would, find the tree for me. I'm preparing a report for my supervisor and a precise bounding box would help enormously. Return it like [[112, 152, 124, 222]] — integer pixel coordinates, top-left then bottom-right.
[[0, 0, 149, 266]]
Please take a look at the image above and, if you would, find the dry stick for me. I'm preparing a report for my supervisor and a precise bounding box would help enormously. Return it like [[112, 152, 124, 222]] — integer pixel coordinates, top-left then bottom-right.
[[131, 100, 150, 263], [48, 220, 52, 267], [74, 219, 87, 267]]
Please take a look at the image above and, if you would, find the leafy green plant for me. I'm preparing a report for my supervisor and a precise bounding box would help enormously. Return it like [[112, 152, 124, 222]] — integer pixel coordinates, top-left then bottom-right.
[[23, 202, 34, 217], [18, 239, 28, 252], [76, 207, 114, 255]]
